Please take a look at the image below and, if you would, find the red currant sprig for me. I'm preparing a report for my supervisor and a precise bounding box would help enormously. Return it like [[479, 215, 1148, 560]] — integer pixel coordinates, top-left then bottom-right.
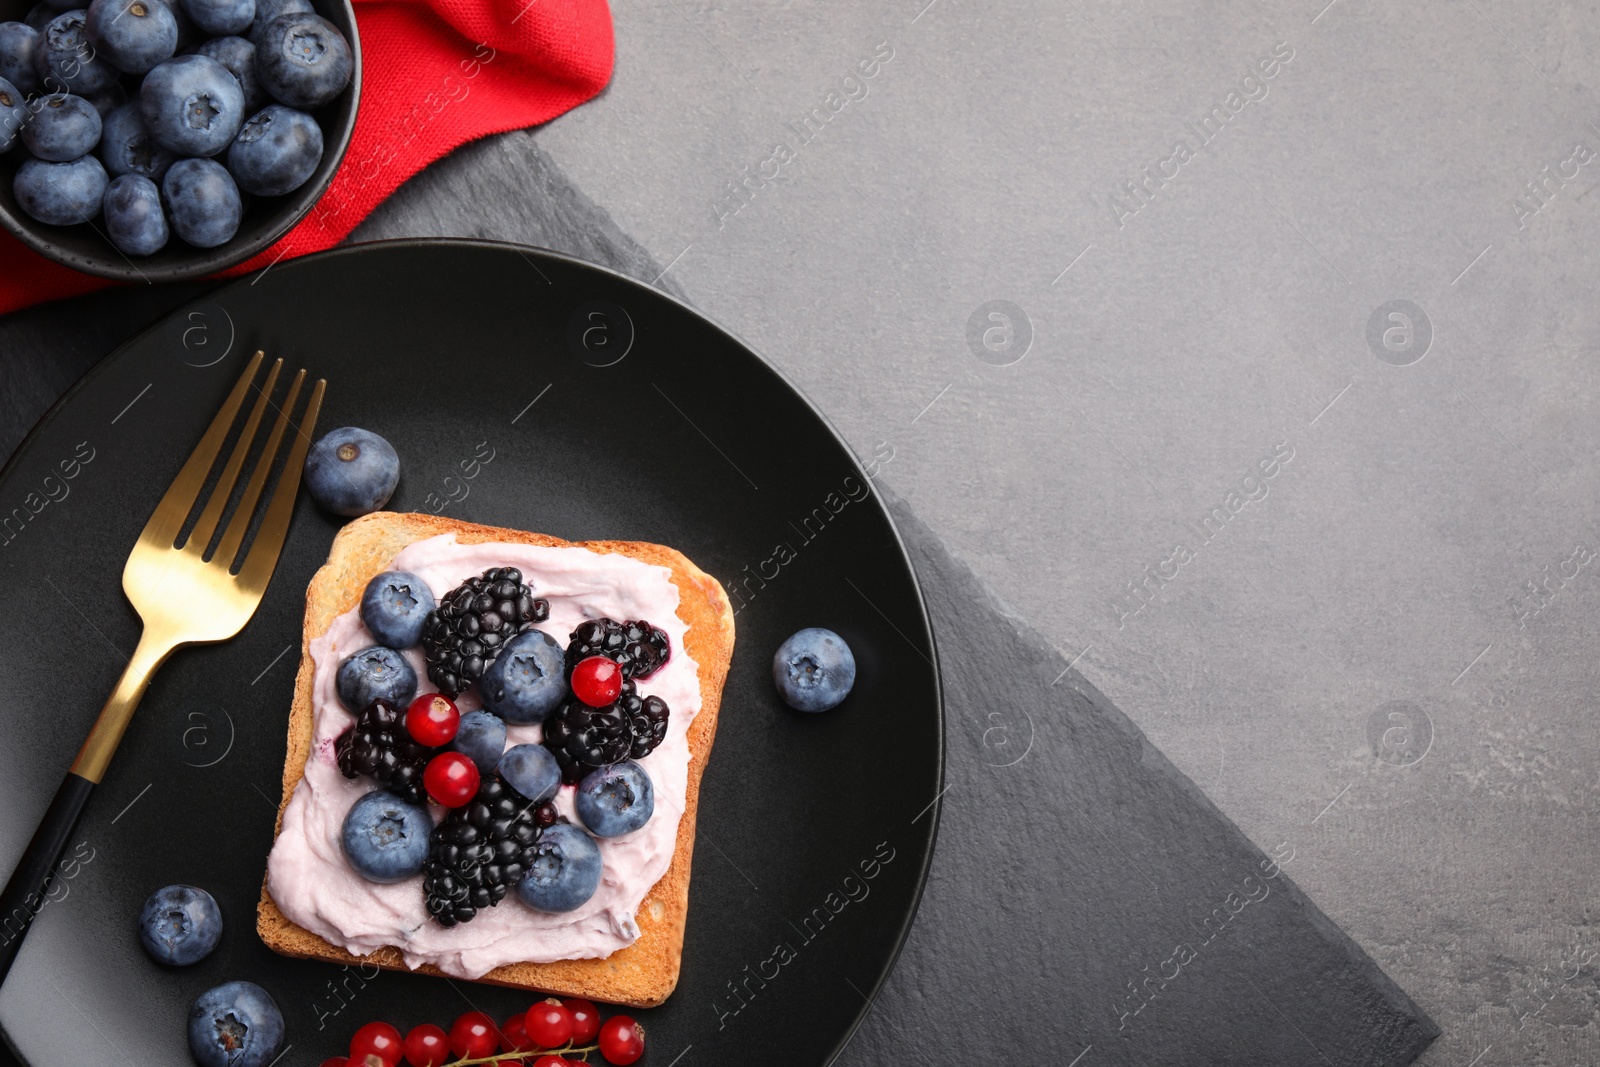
[[337, 1006, 643, 1067]]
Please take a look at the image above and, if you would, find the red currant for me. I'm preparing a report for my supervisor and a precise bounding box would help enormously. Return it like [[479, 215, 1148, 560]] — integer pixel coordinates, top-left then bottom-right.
[[406, 692, 460, 746], [571, 656, 622, 707], [424, 751, 480, 807], [598, 1016, 645, 1065], [403, 1023, 450, 1067], [531, 1058, 569, 1067], [320, 1059, 350, 1067], [563, 998, 600, 1044], [499, 1012, 536, 1053], [349, 1022, 403, 1067], [450, 1011, 500, 1060], [525, 998, 573, 1050]]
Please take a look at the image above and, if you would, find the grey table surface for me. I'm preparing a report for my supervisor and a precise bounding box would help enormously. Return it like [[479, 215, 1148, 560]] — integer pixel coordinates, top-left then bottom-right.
[[5, 0, 1600, 1064]]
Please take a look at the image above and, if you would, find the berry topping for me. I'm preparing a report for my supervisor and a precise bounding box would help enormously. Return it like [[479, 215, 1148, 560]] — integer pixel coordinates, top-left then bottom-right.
[[336, 699, 438, 805], [525, 999, 574, 1051], [496, 743, 562, 804], [565, 617, 670, 681], [341, 790, 431, 883], [571, 655, 622, 707], [447, 1012, 498, 1060], [598, 1015, 645, 1065], [450, 709, 507, 774], [423, 751, 480, 808], [422, 567, 550, 697], [564, 998, 601, 1044], [478, 629, 566, 724], [401, 1024, 449, 1067], [542, 681, 670, 784], [348, 1021, 402, 1067], [405, 692, 460, 747], [336, 646, 418, 712], [576, 761, 654, 838], [423, 775, 543, 927], [360, 570, 436, 650], [515, 822, 603, 913]]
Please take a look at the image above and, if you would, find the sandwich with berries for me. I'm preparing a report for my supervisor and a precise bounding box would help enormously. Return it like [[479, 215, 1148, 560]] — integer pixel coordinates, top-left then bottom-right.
[[256, 512, 736, 1008]]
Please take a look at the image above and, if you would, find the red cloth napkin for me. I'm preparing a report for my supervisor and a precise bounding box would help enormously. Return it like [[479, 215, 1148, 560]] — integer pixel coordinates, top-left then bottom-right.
[[0, 0, 613, 315]]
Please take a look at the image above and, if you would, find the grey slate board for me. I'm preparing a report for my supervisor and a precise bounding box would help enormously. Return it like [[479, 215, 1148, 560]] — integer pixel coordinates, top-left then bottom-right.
[[0, 137, 1437, 1066]]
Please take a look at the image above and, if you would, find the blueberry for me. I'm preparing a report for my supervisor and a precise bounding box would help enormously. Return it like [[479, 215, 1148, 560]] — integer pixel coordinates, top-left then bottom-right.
[[24, 1, 75, 32], [341, 790, 432, 883], [161, 156, 240, 246], [85, 0, 175, 73], [140, 53, 244, 155], [0, 76, 26, 152], [14, 155, 107, 225], [335, 645, 417, 711], [33, 10, 118, 94], [772, 627, 856, 712], [196, 34, 261, 109], [99, 101, 175, 179], [515, 823, 602, 913], [360, 570, 435, 649], [137, 884, 222, 965], [22, 93, 101, 161], [245, 0, 307, 45], [496, 743, 561, 804], [304, 427, 400, 517], [188, 982, 284, 1067], [180, 0, 251, 36], [477, 629, 565, 724], [103, 173, 167, 254], [450, 710, 506, 774], [576, 761, 654, 838], [0, 23, 40, 94], [227, 102, 320, 195], [82, 79, 126, 116], [254, 12, 350, 108]]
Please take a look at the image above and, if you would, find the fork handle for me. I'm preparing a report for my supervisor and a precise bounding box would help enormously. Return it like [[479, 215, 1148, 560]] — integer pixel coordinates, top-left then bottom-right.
[[0, 772, 94, 981]]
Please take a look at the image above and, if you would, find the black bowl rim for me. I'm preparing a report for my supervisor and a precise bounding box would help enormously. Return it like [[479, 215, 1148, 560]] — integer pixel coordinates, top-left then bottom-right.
[[0, 0, 362, 283]]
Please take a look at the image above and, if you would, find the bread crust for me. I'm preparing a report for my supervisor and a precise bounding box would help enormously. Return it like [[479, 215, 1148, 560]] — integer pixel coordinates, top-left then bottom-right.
[[255, 512, 735, 1007]]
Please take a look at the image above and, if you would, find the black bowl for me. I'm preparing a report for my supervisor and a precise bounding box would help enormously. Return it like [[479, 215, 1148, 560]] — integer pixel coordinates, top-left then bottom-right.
[[0, 0, 360, 282]]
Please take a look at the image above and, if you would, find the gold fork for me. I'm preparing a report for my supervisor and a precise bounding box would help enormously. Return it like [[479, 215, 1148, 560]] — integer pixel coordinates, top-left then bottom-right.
[[0, 350, 324, 980]]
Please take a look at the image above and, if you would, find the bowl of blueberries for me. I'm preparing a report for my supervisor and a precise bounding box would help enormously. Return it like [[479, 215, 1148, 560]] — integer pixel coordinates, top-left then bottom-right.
[[0, 0, 358, 281]]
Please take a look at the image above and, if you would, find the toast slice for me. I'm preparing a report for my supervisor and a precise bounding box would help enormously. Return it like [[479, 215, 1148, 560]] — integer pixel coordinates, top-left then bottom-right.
[[256, 512, 736, 1007]]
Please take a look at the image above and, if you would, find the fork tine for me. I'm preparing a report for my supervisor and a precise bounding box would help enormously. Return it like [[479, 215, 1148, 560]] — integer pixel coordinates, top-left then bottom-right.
[[213, 368, 304, 568], [236, 376, 325, 591], [185, 357, 282, 554], [137, 350, 266, 550]]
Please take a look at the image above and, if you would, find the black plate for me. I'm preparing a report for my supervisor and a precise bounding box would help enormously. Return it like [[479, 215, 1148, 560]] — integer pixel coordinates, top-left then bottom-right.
[[0, 240, 942, 1066]]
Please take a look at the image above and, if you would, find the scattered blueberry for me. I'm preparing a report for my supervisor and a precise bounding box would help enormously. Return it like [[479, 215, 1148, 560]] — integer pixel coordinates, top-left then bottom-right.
[[335, 645, 417, 711], [0, 76, 26, 152], [99, 101, 176, 179], [103, 173, 168, 254], [137, 884, 222, 965], [14, 156, 107, 225], [21, 93, 101, 161], [139, 53, 243, 155], [179, 0, 250, 36], [161, 156, 240, 246], [576, 761, 654, 838], [360, 570, 435, 649], [772, 627, 856, 712], [86, 0, 177, 73], [188, 981, 284, 1067], [0, 22, 41, 94], [227, 102, 320, 196], [341, 790, 432, 883], [496, 743, 561, 804], [304, 427, 400, 517], [244, 0, 307, 45], [254, 11, 350, 108], [515, 822, 602, 913], [450, 709, 507, 775], [195, 34, 261, 109], [33, 10, 119, 94], [478, 629, 565, 724]]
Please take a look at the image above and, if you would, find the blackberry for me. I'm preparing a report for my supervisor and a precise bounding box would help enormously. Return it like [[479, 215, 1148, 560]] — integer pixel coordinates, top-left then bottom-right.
[[422, 776, 554, 927], [565, 617, 670, 681], [422, 567, 549, 697], [542, 681, 670, 784], [335, 700, 435, 804]]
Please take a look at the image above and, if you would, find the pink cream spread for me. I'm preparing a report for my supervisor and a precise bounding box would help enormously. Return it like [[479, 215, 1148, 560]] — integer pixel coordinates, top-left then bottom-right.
[[265, 534, 701, 979]]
